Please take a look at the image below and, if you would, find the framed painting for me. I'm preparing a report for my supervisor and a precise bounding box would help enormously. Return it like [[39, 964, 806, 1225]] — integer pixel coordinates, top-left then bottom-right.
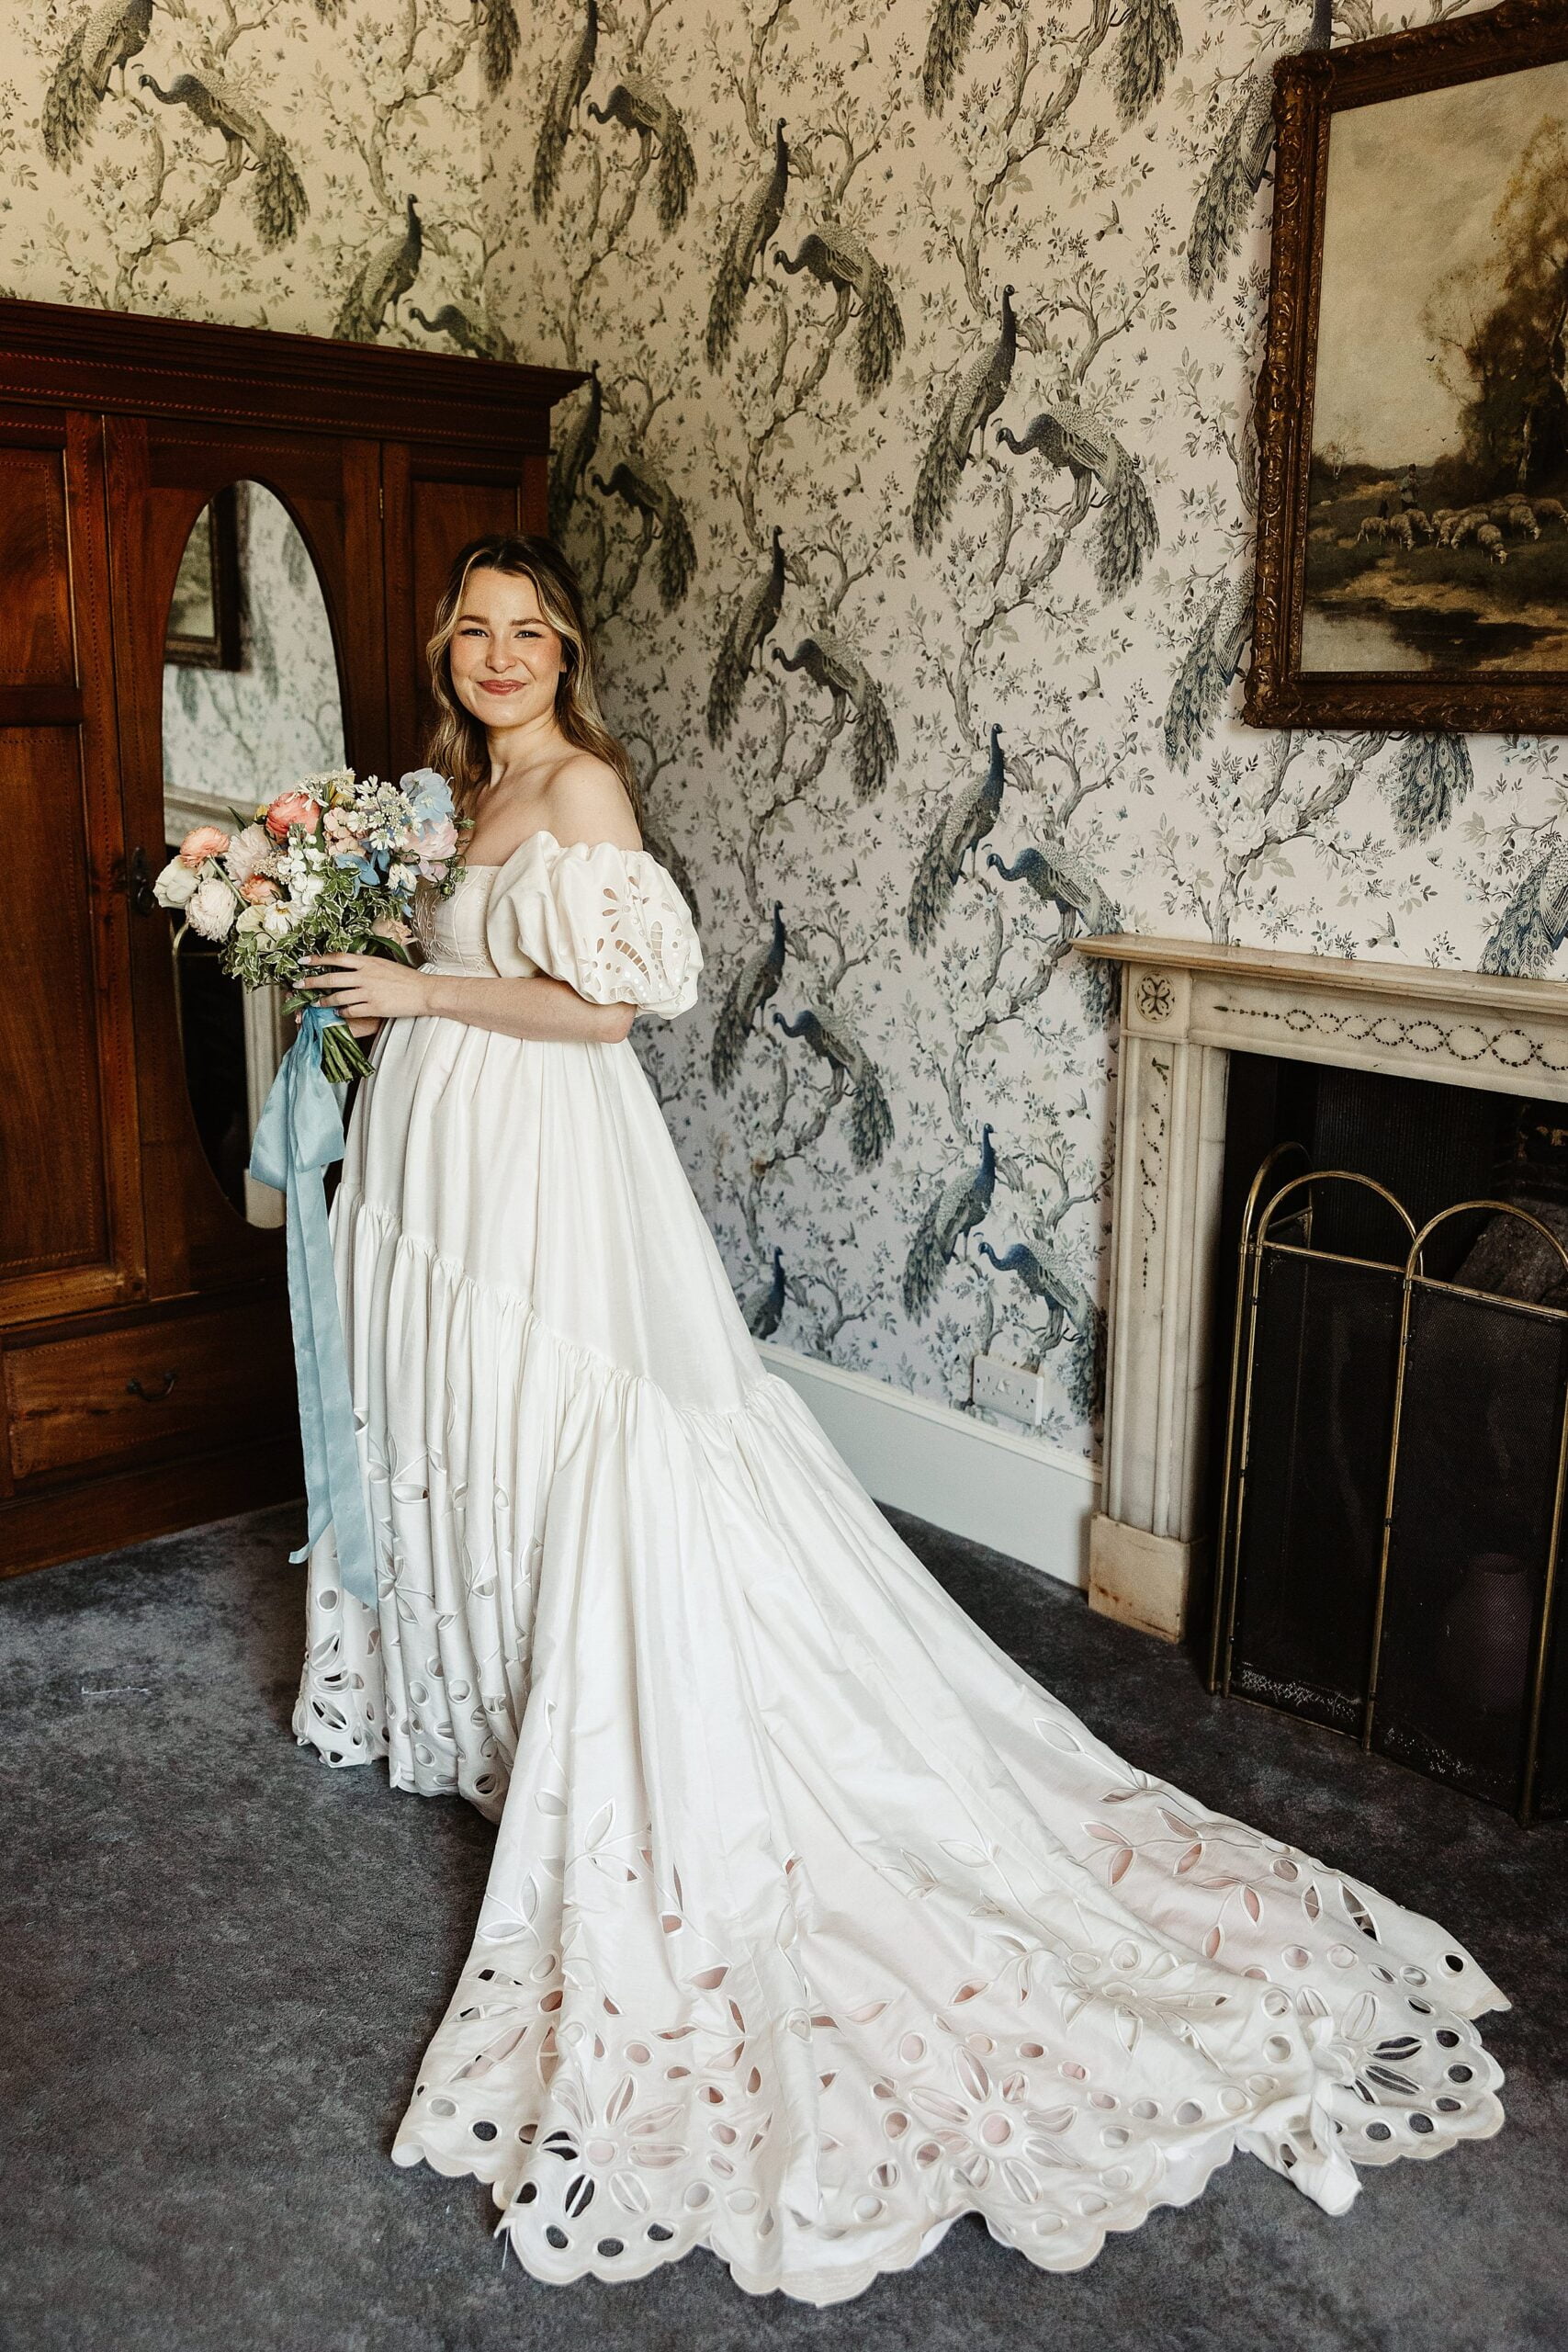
[[164, 481, 243, 670], [1247, 0, 1568, 731]]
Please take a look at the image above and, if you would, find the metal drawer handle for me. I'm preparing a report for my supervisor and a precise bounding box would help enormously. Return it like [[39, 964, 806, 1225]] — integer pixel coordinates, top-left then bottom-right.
[[126, 1371, 177, 1402]]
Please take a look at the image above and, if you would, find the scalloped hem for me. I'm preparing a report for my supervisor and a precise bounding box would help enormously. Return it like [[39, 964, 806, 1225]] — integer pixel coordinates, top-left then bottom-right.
[[388, 2047, 1506, 2306]]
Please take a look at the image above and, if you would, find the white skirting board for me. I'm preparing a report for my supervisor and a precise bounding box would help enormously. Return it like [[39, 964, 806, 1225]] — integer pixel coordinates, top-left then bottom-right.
[[757, 1340, 1099, 1591]]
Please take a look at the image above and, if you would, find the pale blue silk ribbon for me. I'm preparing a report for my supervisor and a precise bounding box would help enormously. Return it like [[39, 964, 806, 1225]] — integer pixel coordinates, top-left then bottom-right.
[[248, 1005, 378, 1609]]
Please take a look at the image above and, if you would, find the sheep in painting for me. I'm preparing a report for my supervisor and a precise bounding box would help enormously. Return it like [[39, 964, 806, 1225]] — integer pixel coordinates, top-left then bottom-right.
[[1489, 501, 1540, 540], [1475, 522, 1508, 564]]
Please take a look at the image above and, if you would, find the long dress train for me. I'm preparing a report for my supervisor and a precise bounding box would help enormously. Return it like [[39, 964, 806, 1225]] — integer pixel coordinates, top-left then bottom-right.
[[294, 831, 1506, 2306]]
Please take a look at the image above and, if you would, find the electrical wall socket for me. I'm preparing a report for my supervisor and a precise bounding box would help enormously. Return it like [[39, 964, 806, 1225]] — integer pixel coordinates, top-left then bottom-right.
[[972, 1351, 1046, 1425]]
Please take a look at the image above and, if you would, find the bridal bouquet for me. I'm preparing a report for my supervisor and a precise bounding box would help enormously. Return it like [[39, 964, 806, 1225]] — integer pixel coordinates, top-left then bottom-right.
[[153, 764, 464, 1082]]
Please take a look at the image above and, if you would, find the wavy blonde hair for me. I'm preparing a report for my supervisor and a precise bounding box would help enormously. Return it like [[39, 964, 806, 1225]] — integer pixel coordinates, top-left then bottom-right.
[[424, 533, 641, 831]]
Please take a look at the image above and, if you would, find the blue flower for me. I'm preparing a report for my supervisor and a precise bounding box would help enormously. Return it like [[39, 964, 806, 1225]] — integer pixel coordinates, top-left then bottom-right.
[[334, 849, 386, 887], [400, 767, 455, 824]]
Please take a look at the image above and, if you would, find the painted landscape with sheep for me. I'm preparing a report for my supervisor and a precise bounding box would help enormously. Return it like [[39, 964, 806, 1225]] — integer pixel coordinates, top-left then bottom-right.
[[1301, 60, 1568, 677], [1303, 462, 1568, 673]]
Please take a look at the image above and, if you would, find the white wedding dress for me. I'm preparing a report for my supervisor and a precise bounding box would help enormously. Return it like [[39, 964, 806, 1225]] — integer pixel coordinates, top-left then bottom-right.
[[294, 831, 1506, 2306]]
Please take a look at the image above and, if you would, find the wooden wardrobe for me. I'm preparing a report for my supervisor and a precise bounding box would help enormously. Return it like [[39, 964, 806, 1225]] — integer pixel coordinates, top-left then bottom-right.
[[0, 298, 581, 1577]]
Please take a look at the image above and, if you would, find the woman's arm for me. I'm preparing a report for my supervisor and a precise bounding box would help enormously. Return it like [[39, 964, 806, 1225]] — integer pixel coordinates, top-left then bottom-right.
[[424, 969, 635, 1044], [295, 953, 635, 1045]]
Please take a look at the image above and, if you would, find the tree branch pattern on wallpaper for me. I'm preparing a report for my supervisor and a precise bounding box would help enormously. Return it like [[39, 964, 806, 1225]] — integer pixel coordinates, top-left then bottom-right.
[[2, 0, 1560, 1464]]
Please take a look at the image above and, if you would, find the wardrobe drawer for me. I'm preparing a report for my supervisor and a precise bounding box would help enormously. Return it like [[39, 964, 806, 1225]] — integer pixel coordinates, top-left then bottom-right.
[[4, 1303, 295, 1481]]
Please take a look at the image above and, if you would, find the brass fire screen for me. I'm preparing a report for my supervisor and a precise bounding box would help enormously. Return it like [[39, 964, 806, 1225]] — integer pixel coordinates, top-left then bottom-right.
[[1209, 1155, 1568, 1826]]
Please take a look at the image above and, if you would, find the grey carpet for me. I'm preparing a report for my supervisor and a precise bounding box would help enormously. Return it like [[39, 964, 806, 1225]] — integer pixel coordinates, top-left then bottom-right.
[[1, 1502, 1563, 2352]]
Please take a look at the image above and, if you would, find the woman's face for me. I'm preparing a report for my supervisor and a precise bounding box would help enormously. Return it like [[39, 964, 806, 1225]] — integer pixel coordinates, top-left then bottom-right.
[[447, 567, 568, 731]]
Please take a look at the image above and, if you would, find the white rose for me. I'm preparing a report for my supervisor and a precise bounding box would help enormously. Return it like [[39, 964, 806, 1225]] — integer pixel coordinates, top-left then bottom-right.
[[186, 876, 238, 941], [153, 856, 199, 910], [226, 823, 277, 886], [261, 905, 293, 938]]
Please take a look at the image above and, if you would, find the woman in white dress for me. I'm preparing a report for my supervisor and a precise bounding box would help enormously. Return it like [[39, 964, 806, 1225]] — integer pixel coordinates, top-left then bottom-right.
[[292, 535, 1506, 2306]]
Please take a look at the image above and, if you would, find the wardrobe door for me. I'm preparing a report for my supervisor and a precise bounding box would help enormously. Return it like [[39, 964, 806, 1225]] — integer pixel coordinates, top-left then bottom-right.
[[0, 406, 143, 1327], [105, 416, 386, 1298], [382, 442, 548, 760]]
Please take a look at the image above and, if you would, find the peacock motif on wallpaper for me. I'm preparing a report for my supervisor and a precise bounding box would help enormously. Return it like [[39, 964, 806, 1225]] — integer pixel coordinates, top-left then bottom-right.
[[773, 225, 904, 401], [477, 0, 521, 95], [587, 77, 696, 233], [705, 119, 791, 371], [911, 284, 1016, 552], [407, 304, 515, 363], [907, 726, 1005, 951], [706, 527, 786, 747], [592, 458, 697, 612], [334, 196, 422, 342], [135, 64, 308, 247], [977, 1235, 1094, 1351], [1482, 842, 1568, 979], [1114, 0, 1183, 124], [919, 0, 999, 117], [711, 903, 787, 1096], [532, 0, 597, 220], [902, 1125, 997, 1321], [41, 0, 152, 164], [1187, 0, 1334, 297], [995, 394, 1159, 597], [987, 842, 1120, 942], [1164, 582, 1254, 768], [772, 637, 897, 804], [742, 1245, 788, 1340], [771, 1005, 894, 1171]]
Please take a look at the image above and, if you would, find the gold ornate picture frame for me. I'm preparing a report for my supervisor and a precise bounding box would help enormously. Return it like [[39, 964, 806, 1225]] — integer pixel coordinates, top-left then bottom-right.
[[1247, 0, 1568, 732]]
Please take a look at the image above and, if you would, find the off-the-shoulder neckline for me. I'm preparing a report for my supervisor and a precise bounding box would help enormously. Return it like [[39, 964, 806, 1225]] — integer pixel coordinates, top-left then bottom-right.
[[460, 826, 648, 872]]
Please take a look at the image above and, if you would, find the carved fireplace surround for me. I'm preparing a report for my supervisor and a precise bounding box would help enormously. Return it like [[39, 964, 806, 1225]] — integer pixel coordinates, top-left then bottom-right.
[[1076, 934, 1568, 1644]]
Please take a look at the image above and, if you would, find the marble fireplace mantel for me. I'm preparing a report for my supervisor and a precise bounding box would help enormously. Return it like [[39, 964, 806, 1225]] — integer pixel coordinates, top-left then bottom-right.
[[1075, 933, 1568, 1645]]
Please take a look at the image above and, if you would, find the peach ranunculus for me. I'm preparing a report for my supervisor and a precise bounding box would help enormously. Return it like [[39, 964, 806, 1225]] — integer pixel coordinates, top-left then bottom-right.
[[265, 791, 322, 841], [412, 814, 458, 878], [179, 823, 231, 867], [240, 875, 282, 905], [370, 914, 414, 946], [225, 822, 277, 886]]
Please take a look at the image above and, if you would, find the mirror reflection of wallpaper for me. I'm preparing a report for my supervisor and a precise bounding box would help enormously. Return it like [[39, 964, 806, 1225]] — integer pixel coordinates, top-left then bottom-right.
[[163, 485, 345, 825]]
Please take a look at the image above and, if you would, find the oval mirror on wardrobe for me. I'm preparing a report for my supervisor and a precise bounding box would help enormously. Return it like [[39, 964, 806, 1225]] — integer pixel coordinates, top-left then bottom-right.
[[160, 480, 347, 1227]]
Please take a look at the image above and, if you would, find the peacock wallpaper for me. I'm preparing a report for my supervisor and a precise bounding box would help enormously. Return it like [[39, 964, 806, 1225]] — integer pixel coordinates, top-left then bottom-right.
[[3, 0, 1564, 1471]]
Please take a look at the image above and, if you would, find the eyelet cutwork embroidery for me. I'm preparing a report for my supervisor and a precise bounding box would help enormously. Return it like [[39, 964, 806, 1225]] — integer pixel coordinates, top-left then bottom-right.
[[300, 831, 1505, 2309]]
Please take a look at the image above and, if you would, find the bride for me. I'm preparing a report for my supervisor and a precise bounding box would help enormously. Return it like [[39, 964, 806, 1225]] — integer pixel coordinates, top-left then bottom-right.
[[291, 534, 1506, 2305]]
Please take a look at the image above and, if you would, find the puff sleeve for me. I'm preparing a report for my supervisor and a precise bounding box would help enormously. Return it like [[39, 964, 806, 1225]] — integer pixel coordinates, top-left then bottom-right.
[[483, 833, 704, 1020]]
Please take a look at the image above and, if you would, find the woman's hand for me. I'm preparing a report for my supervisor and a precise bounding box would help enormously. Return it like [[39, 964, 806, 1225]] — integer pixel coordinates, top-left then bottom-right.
[[295, 952, 431, 1027], [295, 1009, 382, 1038]]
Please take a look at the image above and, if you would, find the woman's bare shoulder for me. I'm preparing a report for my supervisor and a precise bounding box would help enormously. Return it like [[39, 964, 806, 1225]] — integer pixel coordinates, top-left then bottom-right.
[[543, 752, 641, 853]]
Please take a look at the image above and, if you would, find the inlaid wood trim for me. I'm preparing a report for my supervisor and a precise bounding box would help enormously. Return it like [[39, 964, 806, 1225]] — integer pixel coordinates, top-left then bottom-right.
[[0, 298, 584, 449]]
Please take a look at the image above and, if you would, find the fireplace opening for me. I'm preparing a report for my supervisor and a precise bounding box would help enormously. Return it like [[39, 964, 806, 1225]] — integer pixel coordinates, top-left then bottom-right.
[[1206, 1057, 1568, 1823]]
